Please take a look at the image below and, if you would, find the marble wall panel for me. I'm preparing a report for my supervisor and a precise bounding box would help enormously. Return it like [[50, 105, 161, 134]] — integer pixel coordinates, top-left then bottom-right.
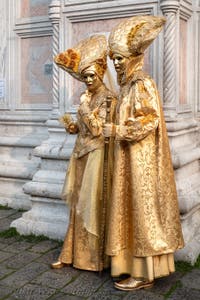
[[21, 36, 53, 105], [21, 0, 51, 18]]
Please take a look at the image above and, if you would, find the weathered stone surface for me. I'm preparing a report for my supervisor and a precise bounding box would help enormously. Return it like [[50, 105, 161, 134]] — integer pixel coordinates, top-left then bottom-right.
[[151, 272, 183, 295], [0, 265, 14, 279], [0, 237, 18, 246], [29, 240, 60, 254], [8, 211, 23, 220], [2, 251, 40, 269], [61, 271, 107, 297], [88, 289, 122, 300], [0, 284, 17, 298], [97, 278, 127, 297], [167, 287, 200, 300], [180, 268, 200, 290], [32, 270, 72, 289], [123, 290, 164, 300], [0, 209, 18, 219], [3, 241, 34, 253], [50, 293, 83, 300], [0, 218, 13, 231], [0, 250, 15, 262], [12, 283, 56, 300], [1, 262, 49, 288], [36, 248, 61, 265]]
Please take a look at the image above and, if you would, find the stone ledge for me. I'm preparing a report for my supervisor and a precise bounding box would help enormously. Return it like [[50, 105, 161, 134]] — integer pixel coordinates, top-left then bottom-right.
[[32, 170, 66, 184], [166, 119, 198, 132], [0, 161, 40, 179], [11, 197, 69, 240], [33, 144, 73, 160], [0, 195, 31, 210], [23, 182, 63, 199], [0, 136, 47, 148]]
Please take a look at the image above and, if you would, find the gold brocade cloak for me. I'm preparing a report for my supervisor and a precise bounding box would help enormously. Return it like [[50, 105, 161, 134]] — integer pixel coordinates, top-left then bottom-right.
[[59, 85, 116, 271], [105, 56, 184, 278]]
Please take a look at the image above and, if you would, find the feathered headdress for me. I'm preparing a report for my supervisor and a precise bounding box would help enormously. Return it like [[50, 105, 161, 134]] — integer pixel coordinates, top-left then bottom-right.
[[109, 15, 166, 58], [54, 35, 107, 81]]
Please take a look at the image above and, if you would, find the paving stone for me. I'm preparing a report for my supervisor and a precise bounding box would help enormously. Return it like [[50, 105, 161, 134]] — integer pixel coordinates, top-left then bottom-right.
[[8, 211, 23, 220], [0, 236, 18, 246], [32, 270, 73, 289], [29, 240, 60, 254], [0, 250, 15, 262], [48, 292, 84, 300], [0, 209, 18, 219], [61, 271, 107, 297], [0, 283, 17, 298], [0, 218, 13, 231], [123, 290, 164, 300], [180, 268, 200, 290], [2, 251, 40, 269], [1, 262, 49, 288], [167, 287, 200, 300], [0, 265, 14, 279], [151, 272, 183, 295], [88, 289, 122, 300], [3, 241, 34, 253], [89, 278, 127, 300], [11, 283, 56, 300], [36, 248, 62, 265]]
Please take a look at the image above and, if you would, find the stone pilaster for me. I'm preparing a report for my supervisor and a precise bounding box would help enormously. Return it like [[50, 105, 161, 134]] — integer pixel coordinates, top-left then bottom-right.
[[160, 0, 179, 117], [11, 0, 71, 240]]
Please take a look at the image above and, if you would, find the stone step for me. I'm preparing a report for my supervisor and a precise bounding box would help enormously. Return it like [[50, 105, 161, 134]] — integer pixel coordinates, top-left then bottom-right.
[[0, 160, 40, 179], [23, 181, 63, 199], [32, 170, 66, 183], [11, 197, 69, 240], [0, 178, 31, 209]]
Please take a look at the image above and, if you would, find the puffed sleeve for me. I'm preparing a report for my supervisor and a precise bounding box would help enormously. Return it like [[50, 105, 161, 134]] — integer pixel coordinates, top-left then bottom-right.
[[115, 78, 159, 142]]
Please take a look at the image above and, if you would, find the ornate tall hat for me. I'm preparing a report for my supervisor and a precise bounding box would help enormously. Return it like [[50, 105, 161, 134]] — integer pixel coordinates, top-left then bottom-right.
[[109, 15, 166, 57], [54, 35, 107, 81]]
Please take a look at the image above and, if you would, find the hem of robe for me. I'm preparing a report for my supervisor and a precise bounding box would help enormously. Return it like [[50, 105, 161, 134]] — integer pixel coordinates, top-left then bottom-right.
[[58, 257, 110, 272], [111, 249, 175, 281]]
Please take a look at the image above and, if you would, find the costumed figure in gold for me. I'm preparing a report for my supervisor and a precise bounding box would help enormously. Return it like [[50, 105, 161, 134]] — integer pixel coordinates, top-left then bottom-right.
[[103, 16, 184, 290], [51, 35, 116, 271]]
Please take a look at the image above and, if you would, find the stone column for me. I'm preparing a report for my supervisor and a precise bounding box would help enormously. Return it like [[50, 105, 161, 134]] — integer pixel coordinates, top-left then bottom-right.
[[49, 0, 60, 118], [160, 0, 179, 117]]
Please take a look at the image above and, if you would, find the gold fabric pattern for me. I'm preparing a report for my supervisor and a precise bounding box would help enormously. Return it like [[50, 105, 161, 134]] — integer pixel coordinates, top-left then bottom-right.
[[60, 85, 116, 271], [106, 71, 184, 259]]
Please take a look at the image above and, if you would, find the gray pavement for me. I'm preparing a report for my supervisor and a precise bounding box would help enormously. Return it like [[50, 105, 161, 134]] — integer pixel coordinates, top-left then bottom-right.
[[0, 208, 200, 300]]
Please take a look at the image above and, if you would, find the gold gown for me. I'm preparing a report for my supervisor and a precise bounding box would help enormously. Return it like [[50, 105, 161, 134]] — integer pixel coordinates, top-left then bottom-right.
[[60, 84, 115, 271], [106, 57, 184, 281]]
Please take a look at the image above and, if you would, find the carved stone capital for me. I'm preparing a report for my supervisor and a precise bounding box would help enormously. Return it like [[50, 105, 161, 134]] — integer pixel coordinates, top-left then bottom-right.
[[160, 0, 180, 14], [49, 0, 61, 24]]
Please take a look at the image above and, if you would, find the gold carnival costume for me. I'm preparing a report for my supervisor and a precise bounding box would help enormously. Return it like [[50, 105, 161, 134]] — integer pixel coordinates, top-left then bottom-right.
[[53, 35, 116, 271], [105, 16, 184, 288]]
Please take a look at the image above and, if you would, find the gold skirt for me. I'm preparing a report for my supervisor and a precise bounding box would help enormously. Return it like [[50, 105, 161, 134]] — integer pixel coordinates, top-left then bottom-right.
[[111, 249, 175, 281]]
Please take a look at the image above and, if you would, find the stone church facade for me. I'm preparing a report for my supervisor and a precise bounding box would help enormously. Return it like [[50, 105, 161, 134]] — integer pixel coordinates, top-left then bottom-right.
[[0, 0, 200, 264]]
